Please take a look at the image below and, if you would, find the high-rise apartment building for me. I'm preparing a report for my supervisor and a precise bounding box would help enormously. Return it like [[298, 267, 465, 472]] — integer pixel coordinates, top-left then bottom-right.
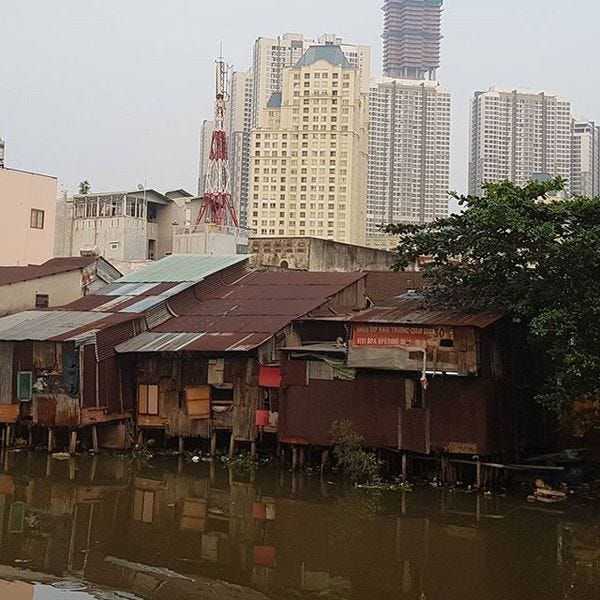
[[227, 69, 254, 227], [197, 119, 215, 196], [367, 78, 450, 247], [469, 88, 572, 197], [383, 0, 443, 80], [252, 33, 371, 127], [571, 116, 600, 198], [250, 46, 368, 245]]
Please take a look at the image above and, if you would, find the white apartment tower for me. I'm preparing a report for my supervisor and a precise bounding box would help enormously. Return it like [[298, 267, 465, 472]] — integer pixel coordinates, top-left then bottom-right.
[[197, 119, 215, 196], [227, 69, 254, 227], [250, 46, 369, 245], [367, 77, 450, 247], [252, 33, 371, 127], [469, 88, 572, 197], [571, 117, 600, 198]]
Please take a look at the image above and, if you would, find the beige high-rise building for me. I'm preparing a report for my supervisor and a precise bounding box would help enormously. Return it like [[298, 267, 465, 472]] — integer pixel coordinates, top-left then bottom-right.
[[252, 33, 371, 127], [469, 88, 572, 197], [367, 77, 450, 248], [250, 45, 368, 245]]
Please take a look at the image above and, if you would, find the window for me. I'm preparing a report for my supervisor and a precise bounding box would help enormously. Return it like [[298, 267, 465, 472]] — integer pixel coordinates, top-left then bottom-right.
[[30, 209, 44, 229], [35, 294, 49, 309], [138, 384, 159, 415], [17, 371, 33, 401], [132, 489, 155, 523]]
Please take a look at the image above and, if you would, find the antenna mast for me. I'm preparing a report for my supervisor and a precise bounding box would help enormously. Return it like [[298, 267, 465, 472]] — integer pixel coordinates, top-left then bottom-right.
[[196, 52, 239, 227]]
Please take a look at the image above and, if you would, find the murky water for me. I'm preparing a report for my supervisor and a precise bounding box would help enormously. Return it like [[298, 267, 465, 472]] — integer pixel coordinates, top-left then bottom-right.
[[0, 451, 597, 600]]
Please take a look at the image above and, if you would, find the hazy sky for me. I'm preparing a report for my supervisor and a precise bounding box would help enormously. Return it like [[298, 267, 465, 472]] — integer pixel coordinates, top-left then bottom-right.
[[1, 0, 599, 197]]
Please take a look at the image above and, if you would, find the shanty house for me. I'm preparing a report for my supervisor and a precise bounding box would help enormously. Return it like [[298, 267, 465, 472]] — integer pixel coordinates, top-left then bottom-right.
[[0, 255, 251, 450], [279, 296, 518, 457], [115, 270, 367, 452]]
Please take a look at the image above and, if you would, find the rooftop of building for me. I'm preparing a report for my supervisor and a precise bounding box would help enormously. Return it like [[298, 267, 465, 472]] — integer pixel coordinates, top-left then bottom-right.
[[267, 92, 283, 108], [115, 270, 365, 354], [71, 188, 171, 205], [0, 257, 102, 287], [116, 254, 249, 283], [0, 166, 57, 180], [293, 45, 353, 70]]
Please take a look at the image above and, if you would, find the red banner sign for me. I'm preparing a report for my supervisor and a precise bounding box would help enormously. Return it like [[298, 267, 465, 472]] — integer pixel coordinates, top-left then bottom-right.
[[352, 324, 453, 348]]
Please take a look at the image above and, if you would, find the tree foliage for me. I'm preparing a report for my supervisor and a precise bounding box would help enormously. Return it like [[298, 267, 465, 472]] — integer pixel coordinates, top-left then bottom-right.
[[78, 180, 91, 195], [329, 419, 382, 484], [385, 179, 600, 413]]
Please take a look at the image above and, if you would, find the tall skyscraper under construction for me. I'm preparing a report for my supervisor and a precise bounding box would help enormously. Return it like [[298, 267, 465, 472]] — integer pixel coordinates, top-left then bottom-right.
[[383, 0, 443, 80]]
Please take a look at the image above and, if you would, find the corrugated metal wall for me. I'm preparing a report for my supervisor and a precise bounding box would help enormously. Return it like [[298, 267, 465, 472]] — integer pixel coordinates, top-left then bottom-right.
[[0, 342, 14, 405]]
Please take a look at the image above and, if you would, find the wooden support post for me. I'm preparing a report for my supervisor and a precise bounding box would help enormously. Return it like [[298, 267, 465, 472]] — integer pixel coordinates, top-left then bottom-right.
[[28, 426, 34, 448], [45, 454, 52, 477], [402, 452, 408, 482], [209, 460, 216, 483], [210, 430, 218, 457], [292, 444, 299, 470], [320, 449, 329, 475], [89, 455, 98, 483], [298, 446, 306, 469], [137, 430, 143, 447], [91, 425, 99, 452], [0, 425, 5, 448], [69, 430, 78, 456], [476, 456, 482, 489], [48, 428, 55, 453], [178, 436, 185, 455], [6, 424, 13, 447], [250, 440, 257, 459], [229, 433, 236, 458]]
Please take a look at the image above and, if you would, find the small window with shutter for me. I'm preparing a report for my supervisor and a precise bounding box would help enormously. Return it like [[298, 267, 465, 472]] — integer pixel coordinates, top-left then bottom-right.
[[186, 386, 211, 419], [138, 384, 159, 415], [17, 371, 33, 401]]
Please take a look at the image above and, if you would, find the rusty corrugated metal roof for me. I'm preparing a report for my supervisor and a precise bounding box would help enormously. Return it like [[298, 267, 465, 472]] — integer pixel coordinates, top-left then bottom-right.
[[302, 296, 503, 328], [116, 270, 366, 353]]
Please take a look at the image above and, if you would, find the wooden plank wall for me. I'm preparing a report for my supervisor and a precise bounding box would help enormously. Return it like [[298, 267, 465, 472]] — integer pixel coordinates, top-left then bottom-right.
[[232, 359, 260, 442]]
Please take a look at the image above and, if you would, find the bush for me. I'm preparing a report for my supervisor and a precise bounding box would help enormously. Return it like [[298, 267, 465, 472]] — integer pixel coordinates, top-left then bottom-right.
[[329, 420, 382, 485]]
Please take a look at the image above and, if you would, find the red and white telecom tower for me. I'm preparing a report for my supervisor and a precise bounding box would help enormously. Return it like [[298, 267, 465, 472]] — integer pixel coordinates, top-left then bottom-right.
[[196, 54, 239, 227]]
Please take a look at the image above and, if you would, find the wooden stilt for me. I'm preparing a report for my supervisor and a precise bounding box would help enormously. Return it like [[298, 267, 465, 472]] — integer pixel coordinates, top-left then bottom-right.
[[210, 430, 217, 457], [45, 454, 52, 477], [320, 449, 329, 475], [250, 440, 257, 459], [137, 430, 143, 447], [91, 425, 99, 452], [209, 460, 216, 483], [476, 456, 482, 489], [48, 428, 55, 453], [292, 444, 299, 470], [298, 446, 306, 468], [89, 455, 98, 483], [0, 425, 5, 448], [402, 452, 408, 482], [69, 430, 78, 456], [229, 433, 236, 458], [178, 436, 184, 455], [6, 424, 13, 447], [28, 426, 34, 448], [177, 456, 183, 475]]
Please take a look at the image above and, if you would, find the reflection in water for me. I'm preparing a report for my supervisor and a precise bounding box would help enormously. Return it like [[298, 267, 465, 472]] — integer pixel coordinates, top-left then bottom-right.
[[0, 451, 596, 600]]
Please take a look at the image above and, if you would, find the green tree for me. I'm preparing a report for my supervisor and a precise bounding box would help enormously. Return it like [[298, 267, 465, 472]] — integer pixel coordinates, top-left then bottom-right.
[[78, 180, 91, 195], [385, 178, 600, 413]]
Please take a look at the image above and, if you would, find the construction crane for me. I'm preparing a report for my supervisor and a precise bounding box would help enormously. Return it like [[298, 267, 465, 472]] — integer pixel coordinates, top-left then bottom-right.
[[195, 53, 240, 227]]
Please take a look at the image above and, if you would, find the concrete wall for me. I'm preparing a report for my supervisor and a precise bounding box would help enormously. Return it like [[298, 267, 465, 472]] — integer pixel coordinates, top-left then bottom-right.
[[248, 237, 395, 272], [0, 168, 58, 266], [0, 270, 83, 317]]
